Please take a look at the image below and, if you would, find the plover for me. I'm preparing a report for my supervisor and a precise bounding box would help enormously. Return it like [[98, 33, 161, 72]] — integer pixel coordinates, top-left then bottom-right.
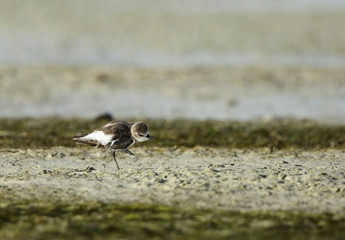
[[73, 121, 153, 170]]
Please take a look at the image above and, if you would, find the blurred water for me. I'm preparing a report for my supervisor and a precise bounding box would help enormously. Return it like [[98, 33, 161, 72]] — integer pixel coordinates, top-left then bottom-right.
[[3, 90, 345, 123], [1, 0, 345, 122], [0, 0, 345, 67]]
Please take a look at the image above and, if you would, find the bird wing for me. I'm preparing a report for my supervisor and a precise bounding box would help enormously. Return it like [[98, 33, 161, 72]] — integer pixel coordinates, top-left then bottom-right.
[[97, 121, 134, 131], [97, 122, 134, 149]]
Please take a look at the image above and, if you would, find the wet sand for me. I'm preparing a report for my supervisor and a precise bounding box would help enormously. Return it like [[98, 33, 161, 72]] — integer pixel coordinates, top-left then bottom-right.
[[1, 146, 344, 213]]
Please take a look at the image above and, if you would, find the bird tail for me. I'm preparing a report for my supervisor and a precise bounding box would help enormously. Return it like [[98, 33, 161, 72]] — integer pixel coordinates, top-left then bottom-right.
[[72, 135, 97, 146]]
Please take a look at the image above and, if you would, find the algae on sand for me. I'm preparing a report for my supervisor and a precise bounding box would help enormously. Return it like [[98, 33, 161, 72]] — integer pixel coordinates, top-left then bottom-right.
[[0, 200, 344, 240], [0, 117, 345, 150]]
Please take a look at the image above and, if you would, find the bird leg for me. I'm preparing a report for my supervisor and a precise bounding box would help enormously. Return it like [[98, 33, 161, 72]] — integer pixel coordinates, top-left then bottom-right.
[[110, 149, 135, 170], [123, 149, 135, 156], [112, 151, 120, 170]]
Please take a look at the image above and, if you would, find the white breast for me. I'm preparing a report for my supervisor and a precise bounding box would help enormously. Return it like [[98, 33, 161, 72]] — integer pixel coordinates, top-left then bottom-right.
[[79, 131, 114, 146]]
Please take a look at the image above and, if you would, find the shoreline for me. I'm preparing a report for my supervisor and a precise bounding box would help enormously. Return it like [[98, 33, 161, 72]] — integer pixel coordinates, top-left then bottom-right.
[[1, 66, 345, 123]]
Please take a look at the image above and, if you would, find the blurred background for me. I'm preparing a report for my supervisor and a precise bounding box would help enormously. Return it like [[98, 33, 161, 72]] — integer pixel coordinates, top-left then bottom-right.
[[0, 0, 345, 123]]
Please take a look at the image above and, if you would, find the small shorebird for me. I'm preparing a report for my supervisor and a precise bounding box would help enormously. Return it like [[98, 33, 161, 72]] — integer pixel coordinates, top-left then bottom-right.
[[73, 121, 153, 170]]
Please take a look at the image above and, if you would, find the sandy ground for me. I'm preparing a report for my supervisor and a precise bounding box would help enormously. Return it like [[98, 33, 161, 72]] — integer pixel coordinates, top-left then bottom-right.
[[1, 147, 344, 213]]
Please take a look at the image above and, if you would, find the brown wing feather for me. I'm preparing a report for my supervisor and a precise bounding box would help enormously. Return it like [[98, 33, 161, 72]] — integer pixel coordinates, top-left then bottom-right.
[[96, 121, 133, 133], [98, 121, 134, 150]]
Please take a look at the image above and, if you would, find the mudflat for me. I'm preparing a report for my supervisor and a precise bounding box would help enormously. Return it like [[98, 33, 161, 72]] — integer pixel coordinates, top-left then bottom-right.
[[0, 118, 344, 239], [1, 146, 344, 213]]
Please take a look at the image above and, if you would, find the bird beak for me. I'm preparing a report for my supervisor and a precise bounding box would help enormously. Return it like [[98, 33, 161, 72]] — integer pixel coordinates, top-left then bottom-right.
[[147, 134, 153, 140]]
